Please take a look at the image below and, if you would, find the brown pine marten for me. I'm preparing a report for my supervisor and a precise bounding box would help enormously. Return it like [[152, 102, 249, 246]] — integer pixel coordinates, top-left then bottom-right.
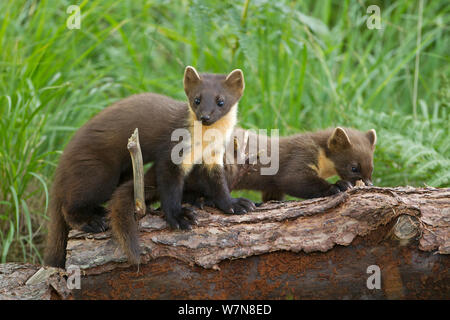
[[110, 126, 376, 215], [223, 126, 377, 201], [44, 66, 255, 268]]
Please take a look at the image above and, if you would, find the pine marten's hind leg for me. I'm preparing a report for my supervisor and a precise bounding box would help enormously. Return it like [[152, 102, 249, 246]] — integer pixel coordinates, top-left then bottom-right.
[[63, 204, 108, 233], [62, 164, 120, 233], [109, 164, 197, 264]]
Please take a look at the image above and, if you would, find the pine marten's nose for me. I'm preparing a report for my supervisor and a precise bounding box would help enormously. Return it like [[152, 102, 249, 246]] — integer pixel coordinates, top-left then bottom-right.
[[200, 115, 211, 121]]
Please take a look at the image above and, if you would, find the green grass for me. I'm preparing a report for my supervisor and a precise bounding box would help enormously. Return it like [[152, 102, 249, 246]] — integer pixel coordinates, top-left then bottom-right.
[[0, 0, 448, 263]]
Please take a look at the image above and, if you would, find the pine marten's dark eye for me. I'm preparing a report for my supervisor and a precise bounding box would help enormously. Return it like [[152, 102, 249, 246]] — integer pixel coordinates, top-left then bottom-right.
[[217, 100, 224, 107], [194, 97, 201, 105], [351, 166, 359, 173]]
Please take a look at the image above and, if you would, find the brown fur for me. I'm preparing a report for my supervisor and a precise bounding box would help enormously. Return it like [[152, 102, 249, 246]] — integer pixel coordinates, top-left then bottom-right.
[[127, 127, 376, 208], [229, 126, 377, 200]]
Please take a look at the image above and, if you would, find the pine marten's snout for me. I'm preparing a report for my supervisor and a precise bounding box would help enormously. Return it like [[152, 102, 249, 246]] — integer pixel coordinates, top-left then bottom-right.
[[200, 114, 212, 125]]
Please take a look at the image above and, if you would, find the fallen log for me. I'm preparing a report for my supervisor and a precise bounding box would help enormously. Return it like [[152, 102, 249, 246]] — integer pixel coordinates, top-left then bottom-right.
[[60, 186, 449, 300], [1, 186, 448, 299]]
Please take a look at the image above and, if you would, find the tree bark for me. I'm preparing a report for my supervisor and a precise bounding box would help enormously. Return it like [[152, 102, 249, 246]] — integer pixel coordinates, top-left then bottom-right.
[[64, 186, 449, 299], [0, 264, 70, 300], [1, 186, 448, 299]]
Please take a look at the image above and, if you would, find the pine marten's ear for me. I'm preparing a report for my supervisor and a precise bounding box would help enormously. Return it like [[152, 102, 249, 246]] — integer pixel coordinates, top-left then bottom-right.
[[184, 66, 201, 95], [224, 69, 245, 95], [366, 129, 377, 147], [328, 127, 352, 150]]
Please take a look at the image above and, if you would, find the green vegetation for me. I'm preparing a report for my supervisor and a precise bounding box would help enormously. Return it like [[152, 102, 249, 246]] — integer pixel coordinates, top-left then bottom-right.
[[0, 0, 448, 263]]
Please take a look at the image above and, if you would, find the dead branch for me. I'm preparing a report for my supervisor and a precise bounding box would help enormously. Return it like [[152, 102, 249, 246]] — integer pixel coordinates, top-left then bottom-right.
[[127, 128, 146, 220]]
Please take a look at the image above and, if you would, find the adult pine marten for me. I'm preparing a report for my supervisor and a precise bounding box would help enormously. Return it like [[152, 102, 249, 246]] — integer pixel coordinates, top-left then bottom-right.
[[44, 67, 255, 268]]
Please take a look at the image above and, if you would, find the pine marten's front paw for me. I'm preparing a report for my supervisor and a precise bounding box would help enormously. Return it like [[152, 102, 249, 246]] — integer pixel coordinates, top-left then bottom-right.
[[328, 180, 353, 195], [166, 207, 197, 230], [212, 197, 255, 215], [335, 180, 353, 192], [180, 206, 198, 226], [230, 198, 256, 214]]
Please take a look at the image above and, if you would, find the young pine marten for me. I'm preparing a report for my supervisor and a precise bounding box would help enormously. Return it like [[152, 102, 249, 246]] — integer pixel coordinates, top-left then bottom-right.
[[222, 126, 377, 201], [44, 66, 255, 268]]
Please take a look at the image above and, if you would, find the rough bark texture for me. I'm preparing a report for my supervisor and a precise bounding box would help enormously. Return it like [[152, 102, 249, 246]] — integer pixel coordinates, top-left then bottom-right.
[[0, 264, 70, 300], [67, 186, 449, 269], [1, 186, 449, 299], [66, 186, 449, 299]]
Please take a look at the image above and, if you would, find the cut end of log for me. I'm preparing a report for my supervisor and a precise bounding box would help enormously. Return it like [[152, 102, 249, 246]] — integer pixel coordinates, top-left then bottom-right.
[[393, 215, 420, 240]]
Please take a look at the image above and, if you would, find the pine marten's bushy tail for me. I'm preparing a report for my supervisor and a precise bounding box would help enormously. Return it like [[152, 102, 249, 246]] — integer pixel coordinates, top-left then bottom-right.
[[44, 196, 69, 268], [109, 180, 141, 265]]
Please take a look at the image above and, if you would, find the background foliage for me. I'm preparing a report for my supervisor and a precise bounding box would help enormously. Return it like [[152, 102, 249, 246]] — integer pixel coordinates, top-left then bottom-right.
[[0, 0, 448, 263]]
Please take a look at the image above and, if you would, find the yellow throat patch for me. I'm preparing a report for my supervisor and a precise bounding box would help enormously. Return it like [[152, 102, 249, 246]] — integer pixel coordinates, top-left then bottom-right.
[[181, 104, 237, 174], [308, 148, 337, 179]]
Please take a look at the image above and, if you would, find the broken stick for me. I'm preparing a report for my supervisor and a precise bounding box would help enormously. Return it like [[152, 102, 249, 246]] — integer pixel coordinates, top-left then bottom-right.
[[127, 128, 146, 220]]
